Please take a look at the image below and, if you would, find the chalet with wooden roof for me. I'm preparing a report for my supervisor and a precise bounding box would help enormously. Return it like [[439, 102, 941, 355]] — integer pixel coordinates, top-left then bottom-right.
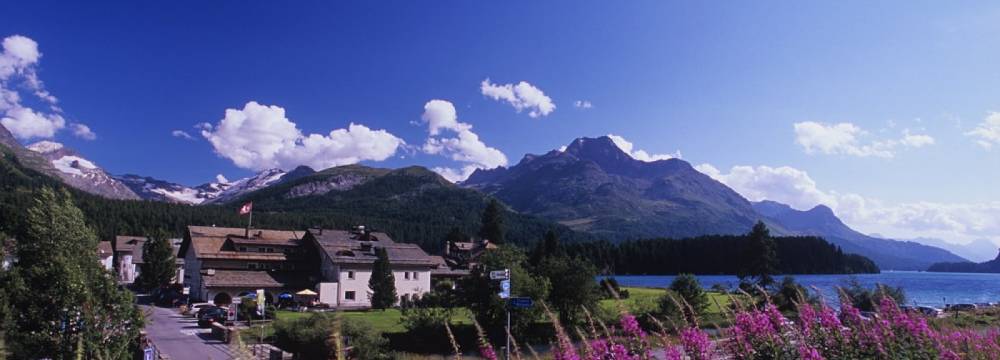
[[306, 227, 437, 308], [178, 226, 319, 305]]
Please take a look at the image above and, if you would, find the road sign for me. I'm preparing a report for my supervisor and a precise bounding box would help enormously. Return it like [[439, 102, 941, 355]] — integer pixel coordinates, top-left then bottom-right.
[[490, 269, 510, 280], [499, 279, 511, 299], [510, 297, 533, 308]]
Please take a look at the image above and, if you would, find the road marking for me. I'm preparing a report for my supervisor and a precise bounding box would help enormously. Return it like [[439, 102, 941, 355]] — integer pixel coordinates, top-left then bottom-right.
[[180, 328, 211, 336]]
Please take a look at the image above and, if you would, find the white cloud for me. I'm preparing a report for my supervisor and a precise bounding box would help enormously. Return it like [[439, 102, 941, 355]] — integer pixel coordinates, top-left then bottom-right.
[[0, 35, 87, 140], [200, 101, 404, 171], [70, 123, 96, 140], [480, 78, 555, 118], [695, 164, 837, 211], [419, 99, 507, 182], [171, 130, 194, 140], [966, 112, 1000, 150], [0, 106, 64, 139], [215, 174, 230, 184], [793, 121, 934, 158], [574, 100, 593, 109], [696, 163, 1000, 244], [607, 134, 681, 162]]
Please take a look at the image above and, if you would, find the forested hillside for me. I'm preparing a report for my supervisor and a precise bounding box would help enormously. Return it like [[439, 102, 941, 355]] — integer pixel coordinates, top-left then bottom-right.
[[1, 144, 594, 253], [563, 234, 879, 275]]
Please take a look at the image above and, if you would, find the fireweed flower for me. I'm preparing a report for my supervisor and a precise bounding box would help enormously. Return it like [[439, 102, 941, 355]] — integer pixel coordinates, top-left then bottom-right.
[[680, 327, 712, 360]]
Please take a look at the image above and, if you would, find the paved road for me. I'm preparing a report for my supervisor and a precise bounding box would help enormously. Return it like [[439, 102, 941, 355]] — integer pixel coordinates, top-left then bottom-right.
[[140, 304, 235, 360]]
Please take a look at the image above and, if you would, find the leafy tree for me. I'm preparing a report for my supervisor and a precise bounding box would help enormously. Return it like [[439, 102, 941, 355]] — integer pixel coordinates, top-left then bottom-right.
[[460, 245, 549, 332], [369, 247, 397, 309], [738, 221, 778, 289], [537, 255, 598, 325], [273, 313, 389, 359], [598, 277, 629, 299], [135, 234, 176, 291], [417, 280, 460, 309], [479, 198, 506, 244], [772, 276, 815, 312], [1, 187, 141, 359], [840, 278, 906, 312], [667, 274, 709, 316]]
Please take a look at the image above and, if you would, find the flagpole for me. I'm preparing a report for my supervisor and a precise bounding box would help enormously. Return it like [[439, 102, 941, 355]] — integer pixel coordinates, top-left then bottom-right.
[[246, 207, 252, 238]]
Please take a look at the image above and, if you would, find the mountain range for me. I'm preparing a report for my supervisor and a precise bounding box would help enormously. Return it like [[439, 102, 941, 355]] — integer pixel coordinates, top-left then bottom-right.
[[927, 249, 1000, 273], [464, 136, 968, 270], [0, 125, 972, 270]]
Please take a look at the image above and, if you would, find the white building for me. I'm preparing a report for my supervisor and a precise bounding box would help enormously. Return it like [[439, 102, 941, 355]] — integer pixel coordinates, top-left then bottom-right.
[[308, 228, 437, 308]]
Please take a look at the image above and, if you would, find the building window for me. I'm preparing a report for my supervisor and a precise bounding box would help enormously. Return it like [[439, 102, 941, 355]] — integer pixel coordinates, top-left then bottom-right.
[[258, 248, 266, 253], [347, 271, 355, 280], [247, 263, 258, 270], [404, 272, 410, 280], [345, 291, 356, 301], [265, 248, 274, 253], [413, 272, 419, 280], [239, 247, 247, 252]]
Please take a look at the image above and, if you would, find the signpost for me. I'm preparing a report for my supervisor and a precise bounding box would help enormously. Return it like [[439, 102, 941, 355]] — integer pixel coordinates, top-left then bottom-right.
[[490, 269, 510, 280], [492, 268, 512, 360], [499, 280, 511, 299], [510, 297, 533, 309]]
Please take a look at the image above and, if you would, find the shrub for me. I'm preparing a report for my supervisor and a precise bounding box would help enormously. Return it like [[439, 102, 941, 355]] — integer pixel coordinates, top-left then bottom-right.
[[272, 313, 389, 359]]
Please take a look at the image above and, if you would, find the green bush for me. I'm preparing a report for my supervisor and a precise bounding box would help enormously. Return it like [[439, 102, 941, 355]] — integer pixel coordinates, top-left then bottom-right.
[[272, 313, 390, 359]]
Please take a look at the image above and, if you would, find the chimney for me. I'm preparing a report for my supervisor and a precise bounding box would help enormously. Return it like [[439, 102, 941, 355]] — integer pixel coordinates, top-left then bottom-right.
[[444, 241, 450, 256]]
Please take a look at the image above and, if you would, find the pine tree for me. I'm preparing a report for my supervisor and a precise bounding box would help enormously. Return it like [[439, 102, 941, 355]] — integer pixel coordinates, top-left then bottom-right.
[[136, 234, 177, 291], [1, 187, 141, 358], [368, 247, 397, 310], [739, 221, 778, 289], [479, 199, 505, 244]]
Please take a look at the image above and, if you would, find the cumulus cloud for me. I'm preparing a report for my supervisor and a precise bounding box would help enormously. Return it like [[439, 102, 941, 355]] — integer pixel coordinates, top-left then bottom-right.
[[793, 121, 934, 158], [966, 112, 1000, 150], [171, 130, 194, 140], [70, 123, 96, 140], [0, 106, 64, 139], [0, 34, 91, 140], [419, 99, 508, 182], [574, 100, 593, 109], [696, 163, 1000, 244], [480, 78, 555, 118], [200, 101, 404, 171], [607, 134, 681, 162]]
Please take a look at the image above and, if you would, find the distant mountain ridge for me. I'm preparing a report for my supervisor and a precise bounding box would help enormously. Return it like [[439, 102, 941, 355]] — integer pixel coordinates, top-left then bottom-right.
[[752, 200, 967, 270], [25, 141, 140, 200], [465, 136, 765, 240], [928, 249, 1000, 273], [116, 166, 316, 205]]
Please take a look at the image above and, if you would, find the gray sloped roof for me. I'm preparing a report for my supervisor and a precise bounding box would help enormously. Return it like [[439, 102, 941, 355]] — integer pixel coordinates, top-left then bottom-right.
[[309, 229, 436, 266]]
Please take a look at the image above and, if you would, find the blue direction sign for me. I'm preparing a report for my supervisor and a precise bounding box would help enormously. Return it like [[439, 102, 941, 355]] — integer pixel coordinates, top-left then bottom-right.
[[498, 279, 511, 299], [509, 297, 533, 308]]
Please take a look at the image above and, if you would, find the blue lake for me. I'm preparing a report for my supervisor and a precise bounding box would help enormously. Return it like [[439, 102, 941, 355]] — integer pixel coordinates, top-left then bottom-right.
[[605, 271, 1000, 307]]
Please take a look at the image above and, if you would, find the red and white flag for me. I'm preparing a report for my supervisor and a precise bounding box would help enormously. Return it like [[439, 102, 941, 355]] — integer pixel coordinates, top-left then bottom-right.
[[239, 202, 253, 215]]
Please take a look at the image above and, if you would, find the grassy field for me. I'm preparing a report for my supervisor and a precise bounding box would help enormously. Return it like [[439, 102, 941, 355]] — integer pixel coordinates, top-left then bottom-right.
[[244, 286, 733, 344], [599, 286, 732, 314], [272, 308, 474, 333]]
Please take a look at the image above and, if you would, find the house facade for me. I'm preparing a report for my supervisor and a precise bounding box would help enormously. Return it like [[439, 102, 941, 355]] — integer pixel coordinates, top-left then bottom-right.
[[178, 226, 317, 305], [96, 236, 147, 284], [307, 228, 437, 308]]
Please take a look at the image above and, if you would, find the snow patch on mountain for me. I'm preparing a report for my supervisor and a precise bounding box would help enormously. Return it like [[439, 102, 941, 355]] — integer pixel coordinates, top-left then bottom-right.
[[51, 155, 97, 176]]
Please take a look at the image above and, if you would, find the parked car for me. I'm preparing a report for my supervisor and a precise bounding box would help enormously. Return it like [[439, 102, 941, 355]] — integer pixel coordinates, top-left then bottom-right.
[[197, 307, 227, 328], [948, 304, 977, 312], [917, 306, 942, 317], [188, 302, 215, 317]]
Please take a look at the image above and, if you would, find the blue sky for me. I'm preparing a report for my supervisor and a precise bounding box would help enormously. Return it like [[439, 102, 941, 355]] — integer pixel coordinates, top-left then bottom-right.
[[2, 1, 1000, 245]]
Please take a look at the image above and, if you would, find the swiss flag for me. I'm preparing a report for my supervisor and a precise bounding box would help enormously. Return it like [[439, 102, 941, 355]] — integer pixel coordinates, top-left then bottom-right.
[[239, 202, 253, 215]]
